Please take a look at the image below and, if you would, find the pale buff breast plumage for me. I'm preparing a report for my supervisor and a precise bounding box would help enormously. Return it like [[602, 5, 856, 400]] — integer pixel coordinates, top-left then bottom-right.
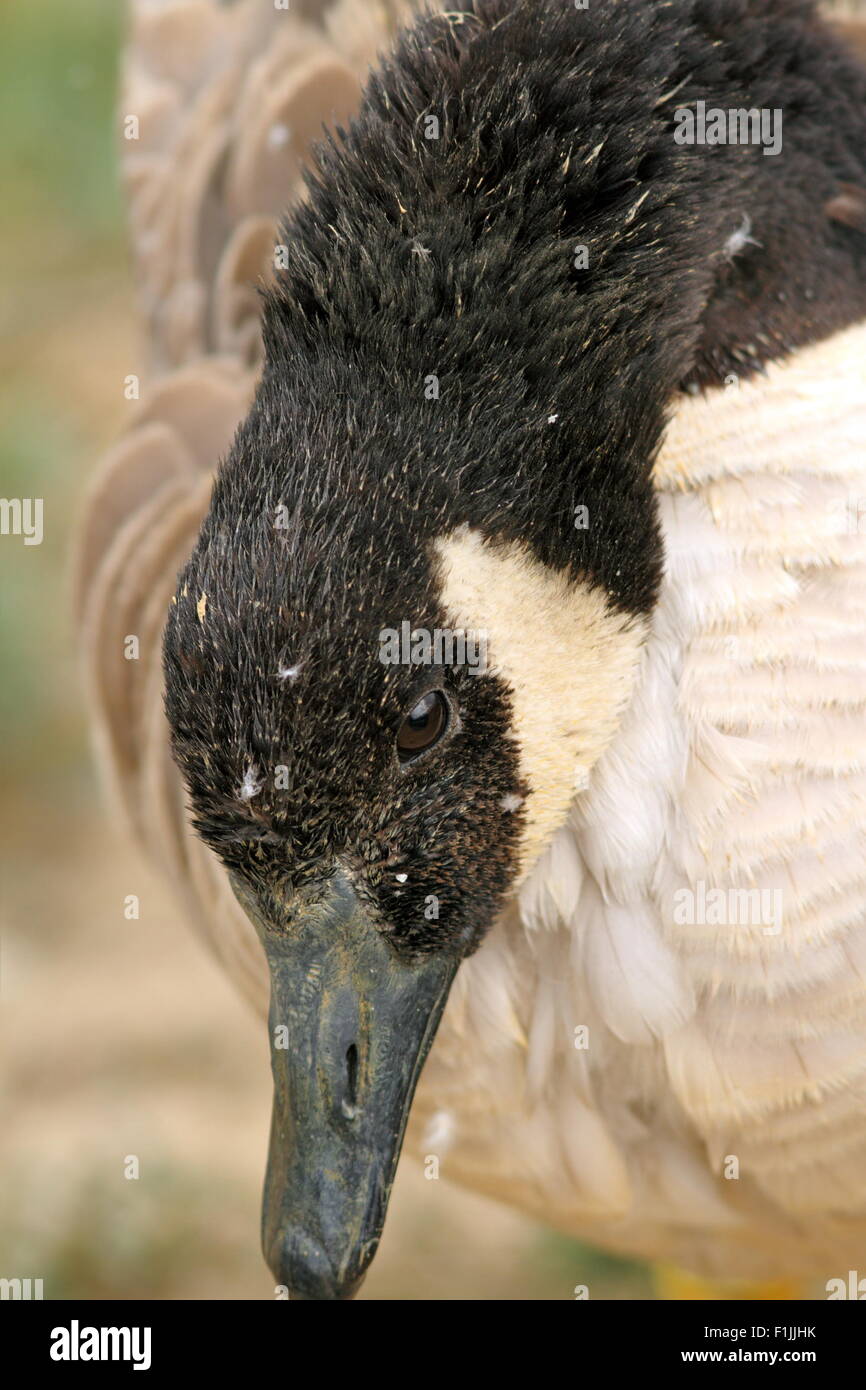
[[77, 0, 866, 1283], [412, 325, 866, 1282]]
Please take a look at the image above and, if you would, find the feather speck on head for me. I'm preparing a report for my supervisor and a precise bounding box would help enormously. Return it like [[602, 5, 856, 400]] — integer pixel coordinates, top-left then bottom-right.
[[238, 764, 264, 803], [723, 213, 761, 261]]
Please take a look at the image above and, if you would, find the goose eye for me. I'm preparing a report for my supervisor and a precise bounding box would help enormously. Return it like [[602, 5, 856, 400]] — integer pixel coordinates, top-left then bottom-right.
[[396, 691, 449, 762]]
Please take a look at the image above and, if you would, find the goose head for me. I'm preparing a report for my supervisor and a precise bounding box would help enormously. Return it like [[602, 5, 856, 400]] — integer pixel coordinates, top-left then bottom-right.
[[162, 329, 657, 1297]]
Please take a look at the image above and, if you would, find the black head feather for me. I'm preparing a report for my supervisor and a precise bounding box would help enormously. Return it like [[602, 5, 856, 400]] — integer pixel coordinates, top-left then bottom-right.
[[164, 0, 866, 956]]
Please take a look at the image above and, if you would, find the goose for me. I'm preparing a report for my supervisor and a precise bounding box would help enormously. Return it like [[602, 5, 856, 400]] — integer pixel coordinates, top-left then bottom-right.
[[77, 0, 866, 1300]]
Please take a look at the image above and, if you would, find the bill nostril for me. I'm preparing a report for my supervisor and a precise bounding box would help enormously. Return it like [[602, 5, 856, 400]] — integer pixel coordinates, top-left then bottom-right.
[[342, 1043, 359, 1119]]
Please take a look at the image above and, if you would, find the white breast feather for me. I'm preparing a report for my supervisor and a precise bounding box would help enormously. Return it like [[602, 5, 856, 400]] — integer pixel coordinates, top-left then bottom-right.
[[411, 322, 866, 1280]]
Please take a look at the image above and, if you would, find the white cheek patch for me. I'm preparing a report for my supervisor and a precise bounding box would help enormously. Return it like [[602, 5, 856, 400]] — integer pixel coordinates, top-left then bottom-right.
[[433, 526, 647, 882]]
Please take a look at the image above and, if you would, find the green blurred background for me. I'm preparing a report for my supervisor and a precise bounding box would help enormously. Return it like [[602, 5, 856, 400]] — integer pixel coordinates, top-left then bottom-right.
[[0, 0, 652, 1299]]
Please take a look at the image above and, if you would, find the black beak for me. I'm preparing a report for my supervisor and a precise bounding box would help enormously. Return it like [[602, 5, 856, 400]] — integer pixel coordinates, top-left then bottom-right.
[[247, 868, 459, 1300]]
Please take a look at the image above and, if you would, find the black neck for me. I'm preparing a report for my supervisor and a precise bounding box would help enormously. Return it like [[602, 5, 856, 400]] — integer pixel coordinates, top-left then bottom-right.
[[256, 0, 866, 615]]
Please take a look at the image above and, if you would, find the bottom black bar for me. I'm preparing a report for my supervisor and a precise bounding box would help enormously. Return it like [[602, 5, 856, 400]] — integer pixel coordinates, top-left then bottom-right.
[[2, 1297, 860, 1374]]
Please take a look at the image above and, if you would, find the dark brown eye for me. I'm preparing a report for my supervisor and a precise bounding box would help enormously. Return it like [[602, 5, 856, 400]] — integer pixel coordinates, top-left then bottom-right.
[[396, 691, 449, 762]]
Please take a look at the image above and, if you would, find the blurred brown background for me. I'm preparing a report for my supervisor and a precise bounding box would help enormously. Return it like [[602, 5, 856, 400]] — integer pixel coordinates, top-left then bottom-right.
[[0, 0, 652, 1299]]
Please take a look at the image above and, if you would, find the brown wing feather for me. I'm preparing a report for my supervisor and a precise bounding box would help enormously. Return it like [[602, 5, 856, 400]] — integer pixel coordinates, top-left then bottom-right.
[[75, 0, 422, 1005]]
